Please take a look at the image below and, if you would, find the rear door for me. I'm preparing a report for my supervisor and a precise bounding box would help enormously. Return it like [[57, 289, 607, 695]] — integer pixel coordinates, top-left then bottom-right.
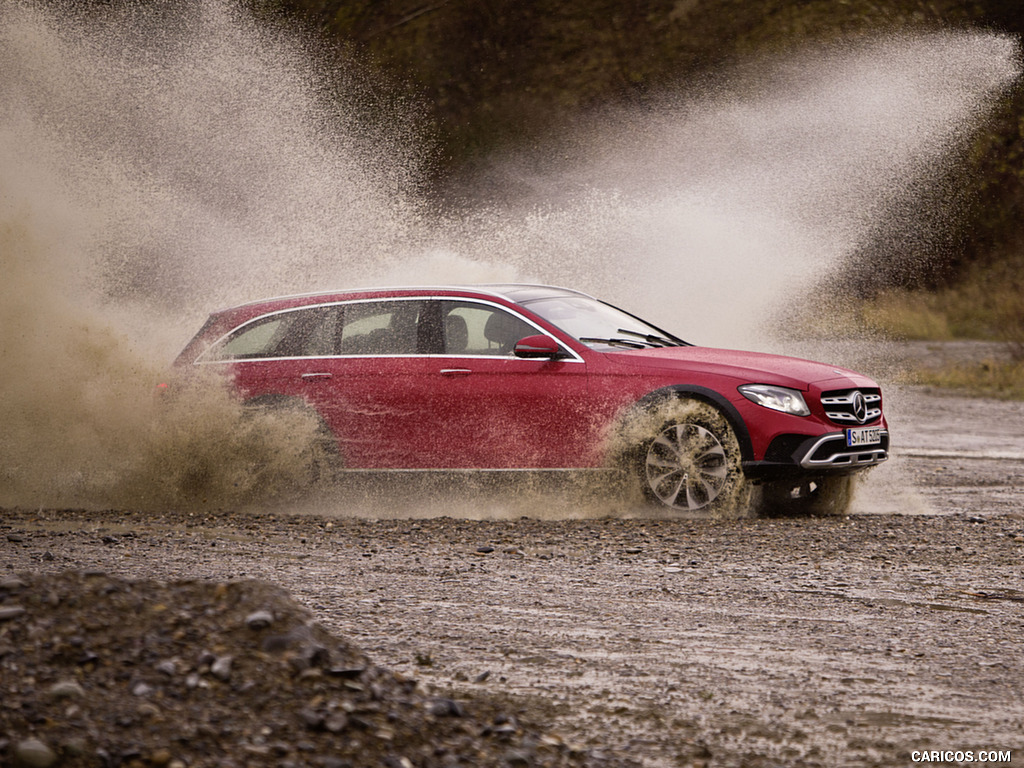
[[209, 299, 438, 468]]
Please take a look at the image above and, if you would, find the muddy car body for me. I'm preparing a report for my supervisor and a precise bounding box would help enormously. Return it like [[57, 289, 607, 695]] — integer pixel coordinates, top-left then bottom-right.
[[175, 284, 889, 514]]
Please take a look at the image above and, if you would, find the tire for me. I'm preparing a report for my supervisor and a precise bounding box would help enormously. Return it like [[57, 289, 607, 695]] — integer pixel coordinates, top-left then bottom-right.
[[242, 396, 339, 491], [623, 399, 755, 518], [760, 475, 856, 517]]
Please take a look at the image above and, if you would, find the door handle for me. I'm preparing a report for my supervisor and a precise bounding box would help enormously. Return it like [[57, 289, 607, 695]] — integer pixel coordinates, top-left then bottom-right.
[[439, 368, 472, 377], [301, 372, 333, 380]]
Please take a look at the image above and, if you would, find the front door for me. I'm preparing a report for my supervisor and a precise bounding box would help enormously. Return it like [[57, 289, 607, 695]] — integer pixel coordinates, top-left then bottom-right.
[[422, 300, 595, 468]]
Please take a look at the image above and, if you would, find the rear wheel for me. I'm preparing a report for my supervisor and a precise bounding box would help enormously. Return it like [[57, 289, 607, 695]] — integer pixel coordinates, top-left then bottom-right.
[[625, 399, 755, 517], [242, 396, 339, 491]]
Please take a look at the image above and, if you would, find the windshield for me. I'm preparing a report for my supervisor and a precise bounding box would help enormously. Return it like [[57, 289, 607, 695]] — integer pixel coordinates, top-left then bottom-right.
[[520, 295, 690, 350]]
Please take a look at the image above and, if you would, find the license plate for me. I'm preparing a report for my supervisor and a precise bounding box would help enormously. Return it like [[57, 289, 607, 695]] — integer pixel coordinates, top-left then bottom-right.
[[846, 426, 881, 447]]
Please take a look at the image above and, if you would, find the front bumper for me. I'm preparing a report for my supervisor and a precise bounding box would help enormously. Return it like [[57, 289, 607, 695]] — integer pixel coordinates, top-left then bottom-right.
[[743, 428, 889, 479]]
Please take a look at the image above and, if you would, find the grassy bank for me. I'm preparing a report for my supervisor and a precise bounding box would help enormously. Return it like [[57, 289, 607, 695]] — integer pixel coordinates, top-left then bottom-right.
[[857, 254, 1024, 398], [860, 253, 1024, 341]]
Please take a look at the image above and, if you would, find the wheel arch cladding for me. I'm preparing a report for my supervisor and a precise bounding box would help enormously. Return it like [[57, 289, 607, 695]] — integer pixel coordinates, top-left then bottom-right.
[[629, 385, 755, 463]]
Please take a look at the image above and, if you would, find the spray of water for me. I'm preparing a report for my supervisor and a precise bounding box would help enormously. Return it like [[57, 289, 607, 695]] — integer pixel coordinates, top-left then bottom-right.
[[442, 32, 1021, 346], [0, 0, 427, 510], [0, 1, 1019, 514]]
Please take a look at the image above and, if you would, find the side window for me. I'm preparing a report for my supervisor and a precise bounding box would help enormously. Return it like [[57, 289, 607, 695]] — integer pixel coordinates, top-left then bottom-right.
[[212, 313, 296, 360], [209, 307, 337, 360], [440, 301, 536, 356], [338, 300, 424, 355], [298, 307, 340, 356]]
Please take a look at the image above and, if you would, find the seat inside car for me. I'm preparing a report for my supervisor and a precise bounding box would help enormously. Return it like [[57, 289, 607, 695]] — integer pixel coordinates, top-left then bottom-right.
[[444, 314, 469, 354], [484, 310, 530, 354]]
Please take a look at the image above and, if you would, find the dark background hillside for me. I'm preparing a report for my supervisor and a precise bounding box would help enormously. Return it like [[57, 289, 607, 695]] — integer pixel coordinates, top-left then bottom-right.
[[255, 0, 1024, 295]]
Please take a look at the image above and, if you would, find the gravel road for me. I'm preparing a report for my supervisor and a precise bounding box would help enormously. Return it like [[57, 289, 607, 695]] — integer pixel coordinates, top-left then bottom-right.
[[3, 383, 1024, 767]]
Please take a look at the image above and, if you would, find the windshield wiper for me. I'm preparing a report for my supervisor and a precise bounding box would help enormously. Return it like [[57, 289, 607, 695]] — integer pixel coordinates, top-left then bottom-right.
[[578, 336, 647, 350], [616, 328, 688, 347]]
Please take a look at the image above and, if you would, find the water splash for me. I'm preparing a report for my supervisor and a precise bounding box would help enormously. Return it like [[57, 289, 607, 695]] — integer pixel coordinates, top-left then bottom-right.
[[0, 0, 1019, 512], [0, 0, 425, 509], [438, 32, 1021, 346], [0, 1, 425, 338]]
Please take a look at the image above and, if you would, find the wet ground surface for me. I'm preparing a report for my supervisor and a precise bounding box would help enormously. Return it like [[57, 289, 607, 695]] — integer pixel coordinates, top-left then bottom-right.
[[3, 382, 1024, 767]]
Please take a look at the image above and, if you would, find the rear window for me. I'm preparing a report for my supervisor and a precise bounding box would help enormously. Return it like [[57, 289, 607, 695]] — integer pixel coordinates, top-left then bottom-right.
[[215, 315, 292, 359], [206, 307, 332, 360], [337, 300, 423, 355], [201, 299, 428, 360]]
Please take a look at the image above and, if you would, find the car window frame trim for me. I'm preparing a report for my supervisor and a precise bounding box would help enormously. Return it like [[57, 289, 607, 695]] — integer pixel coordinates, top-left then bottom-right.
[[193, 295, 585, 365]]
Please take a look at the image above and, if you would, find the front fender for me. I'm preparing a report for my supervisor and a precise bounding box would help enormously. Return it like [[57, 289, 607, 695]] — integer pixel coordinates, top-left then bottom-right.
[[621, 385, 755, 464]]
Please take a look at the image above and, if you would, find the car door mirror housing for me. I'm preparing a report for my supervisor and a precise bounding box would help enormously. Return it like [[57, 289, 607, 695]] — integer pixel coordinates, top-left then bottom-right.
[[513, 334, 566, 359]]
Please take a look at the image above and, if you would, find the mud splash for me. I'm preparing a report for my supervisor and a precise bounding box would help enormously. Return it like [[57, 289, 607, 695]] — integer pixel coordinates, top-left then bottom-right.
[[0, 213, 326, 510], [0, 0, 1020, 514], [0, 1, 419, 510]]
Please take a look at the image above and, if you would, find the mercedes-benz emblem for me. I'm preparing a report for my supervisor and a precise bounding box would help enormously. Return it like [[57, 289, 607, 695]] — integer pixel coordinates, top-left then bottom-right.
[[852, 391, 867, 423]]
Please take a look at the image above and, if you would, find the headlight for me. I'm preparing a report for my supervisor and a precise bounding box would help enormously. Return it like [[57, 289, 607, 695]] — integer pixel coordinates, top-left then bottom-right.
[[738, 384, 810, 416]]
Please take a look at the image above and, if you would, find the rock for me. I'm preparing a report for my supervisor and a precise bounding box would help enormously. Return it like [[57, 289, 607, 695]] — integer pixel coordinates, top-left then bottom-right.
[[504, 747, 536, 765], [299, 708, 325, 730], [197, 650, 216, 667], [15, 738, 57, 768], [428, 698, 466, 718], [301, 642, 330, 668], [210, 655, 233, 681], [245, 609, 274, 629], [0, 606, 26, 621], [326, 666, 366, 679], [324, 712, 349, 733], [46, 680, 85, 699]]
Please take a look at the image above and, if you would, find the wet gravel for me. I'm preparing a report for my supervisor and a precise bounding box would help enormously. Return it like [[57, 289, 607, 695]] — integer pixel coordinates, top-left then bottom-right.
[[0, 566, 616, 768], [3, 505, 1024, 767]]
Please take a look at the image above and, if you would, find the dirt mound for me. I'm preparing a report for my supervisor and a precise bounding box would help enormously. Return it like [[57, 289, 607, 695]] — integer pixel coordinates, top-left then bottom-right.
[[0, 571, 612, 768]]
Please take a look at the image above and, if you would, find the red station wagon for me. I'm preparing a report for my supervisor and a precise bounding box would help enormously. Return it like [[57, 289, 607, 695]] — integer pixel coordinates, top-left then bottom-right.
[[175, 284, 889, 515]]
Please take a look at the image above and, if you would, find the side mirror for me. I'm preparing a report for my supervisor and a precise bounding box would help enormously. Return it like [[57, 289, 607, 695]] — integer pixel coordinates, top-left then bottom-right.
[[513, 334, 566, 359]]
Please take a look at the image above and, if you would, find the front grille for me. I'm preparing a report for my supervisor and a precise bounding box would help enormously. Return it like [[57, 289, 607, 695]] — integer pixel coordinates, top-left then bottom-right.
[[821, 388, 882, 425]]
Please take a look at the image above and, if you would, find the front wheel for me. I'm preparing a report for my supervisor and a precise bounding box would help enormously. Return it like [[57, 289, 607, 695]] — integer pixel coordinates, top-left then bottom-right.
[[623, 399, 755, 517], [760, 474, 857, 517]]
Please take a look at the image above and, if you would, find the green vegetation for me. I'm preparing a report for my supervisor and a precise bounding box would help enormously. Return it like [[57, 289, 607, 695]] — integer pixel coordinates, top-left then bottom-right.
[[903, 360, 1024, 400], [858, 257, 1024, 397], [860, 253, 1024, 343]]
